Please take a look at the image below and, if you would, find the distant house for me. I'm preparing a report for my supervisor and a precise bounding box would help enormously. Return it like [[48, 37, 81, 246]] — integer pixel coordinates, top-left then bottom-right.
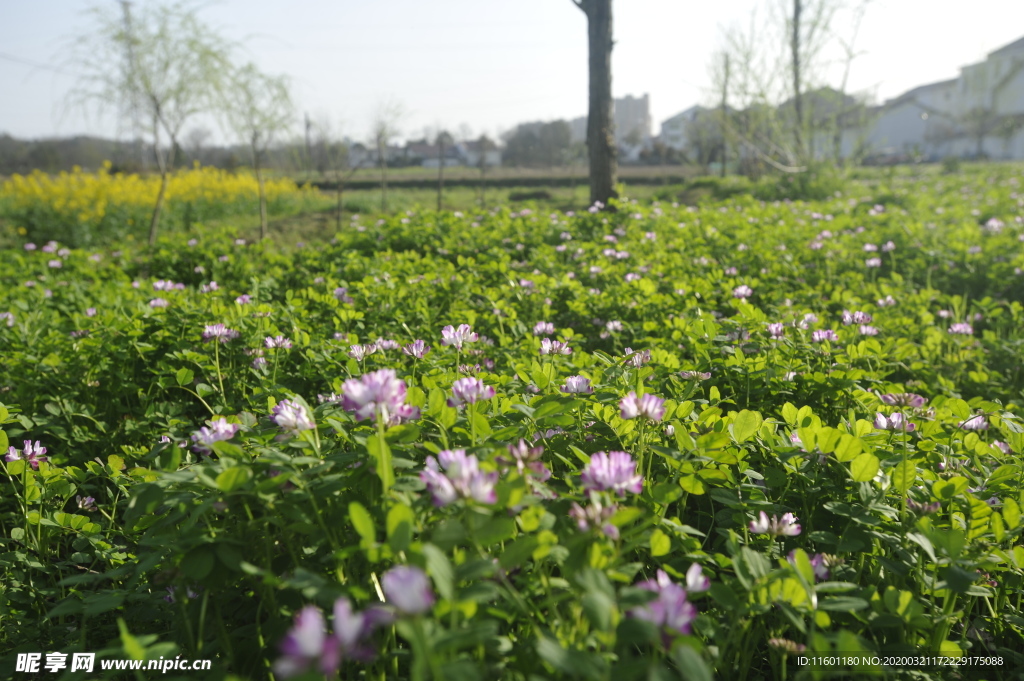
[[660, 106, 710, 151], [853, 35, 1024, 160], [459, 140, 502, 168]]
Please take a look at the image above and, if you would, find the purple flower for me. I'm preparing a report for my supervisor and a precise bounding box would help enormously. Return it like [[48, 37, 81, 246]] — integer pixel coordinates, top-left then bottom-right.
[[992, 440, 1012, 455], [334, 287, 354, 304], [569, 498, 619, 539], [798, 313, 818, 329], [619, 392, 666, 421], [533, 321, 555, 336], [811, 329, 839, 342], [421, 449, 498, 506], [881, 241, 896, 252], [733, 284, 753, 299], [540, 338, 572, 356], [0, 312, 14, 327], [865, 257, 882, 268], [859, 325, 879, 336], [341, 369, 419, 425], [679, 370, 711, 380], [605, 320, 623, 333], [235, 294, 251, 305], [685, 563, 711, 592], [77, 495, 97, 511], [85, 307, 97, 317], [749, 511, 801, 536], [874, 412, 916, 432], [374, 339, 400, 351], [440, 324, 478, 349], [24, 243, 36, 251], [561, 375, 594, 394], [402, 339, 431, 359], [274, 606, 332, 678], [863, 243, 878, 252], [348, 344, 376, 361], [767, 322, 785, 338], [6, 440, 48, 470], [190, 418, 241, 455], [841, 310, 872, 325], [581, 451, 643, 496], [623, 347, 651, 367], [960, 414, 989, 431], [381, 566, 435, 616], [200, 281, 219, 293], [948, 323, 974, 335], [272, 399, 316, 434], [447, 377, 495, 407], [877, 295, 896, 307], [907, 498, 941, 515], [880, 392, 926, 408], [202, 324, 239, 343], [498, 440, 551, 482], [265, 335, 293, 349], [629, 570, 698, 637], [149, 298, 169, 308], [48, 259, 63, 269]]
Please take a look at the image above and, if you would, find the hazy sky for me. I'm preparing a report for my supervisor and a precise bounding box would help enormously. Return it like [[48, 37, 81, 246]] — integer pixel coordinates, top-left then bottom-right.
[[2, 0, 1023, 144]]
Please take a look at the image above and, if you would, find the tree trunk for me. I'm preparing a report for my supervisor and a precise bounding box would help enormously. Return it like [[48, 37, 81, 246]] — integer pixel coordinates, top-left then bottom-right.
[[377, 137, 388, 212], [437, 137, 445, 212], [255, 150, 268, 240], [578, 0, 618, 208], [147, 125, 173, 246], [791, 0, 805, 161]]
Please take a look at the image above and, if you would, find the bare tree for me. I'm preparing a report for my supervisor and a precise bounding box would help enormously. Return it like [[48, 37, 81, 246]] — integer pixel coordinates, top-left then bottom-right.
[[67, 0, 233, 245], [184, 126, 212, 165], [371, 100, 405, 213], [220, 63, 293, 240], [572, 0, 617, 208], [435, 129, 454, 212]]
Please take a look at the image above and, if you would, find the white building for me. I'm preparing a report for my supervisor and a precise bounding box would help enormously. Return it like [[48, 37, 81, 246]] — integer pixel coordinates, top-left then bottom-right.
[[853, 35, 1024, 160], [567, 94, 653, 149], [660, 106, 710, 151]]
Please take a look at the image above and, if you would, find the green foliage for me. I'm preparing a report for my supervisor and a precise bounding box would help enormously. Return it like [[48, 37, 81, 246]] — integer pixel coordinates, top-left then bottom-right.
[[2, 168, 1024, 679]]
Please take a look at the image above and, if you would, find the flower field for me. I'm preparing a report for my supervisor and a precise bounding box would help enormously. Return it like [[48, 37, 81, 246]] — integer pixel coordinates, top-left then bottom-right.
[[2, 167, 1024, 680], [0, 165, 318, 248]]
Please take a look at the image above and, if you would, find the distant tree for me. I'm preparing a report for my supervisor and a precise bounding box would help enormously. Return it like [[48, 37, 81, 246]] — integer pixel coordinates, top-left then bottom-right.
[[504, 121, 572, 167], [371, 101, 405, 212], [572, 0, 618, 208], [220, 63, 293, 240], [184, 126, 212, 165], [67, 1, 233, 245]]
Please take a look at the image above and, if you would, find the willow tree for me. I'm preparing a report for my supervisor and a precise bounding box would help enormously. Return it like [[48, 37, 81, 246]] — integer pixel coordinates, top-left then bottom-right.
[[572, 0, 618, 208], [221, 64, 294, 240]]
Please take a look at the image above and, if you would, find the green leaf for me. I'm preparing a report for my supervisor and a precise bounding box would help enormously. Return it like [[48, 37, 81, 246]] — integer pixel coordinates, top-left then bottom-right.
[[649, 528, 671, 557], [678, 474, 706, 495], [732, 409, 762, 443], [118, 618, 147, 660], [781, 402, 798, 426], [421, 543, 454, 601], [175, 367, 194, 386], [832, 434, 862, 462], [215, 466, 252, 493], [1003, 498, 1021, 529], [849, 453, 879, 482], [386, 503, 415, 553], [669, 645, 714, 681], [349, 502, 375, 544], [891, 459, 917, 492]]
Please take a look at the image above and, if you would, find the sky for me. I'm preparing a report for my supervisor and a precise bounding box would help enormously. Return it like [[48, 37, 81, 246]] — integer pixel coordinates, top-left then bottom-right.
[[2, 0, 1023, 145]]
